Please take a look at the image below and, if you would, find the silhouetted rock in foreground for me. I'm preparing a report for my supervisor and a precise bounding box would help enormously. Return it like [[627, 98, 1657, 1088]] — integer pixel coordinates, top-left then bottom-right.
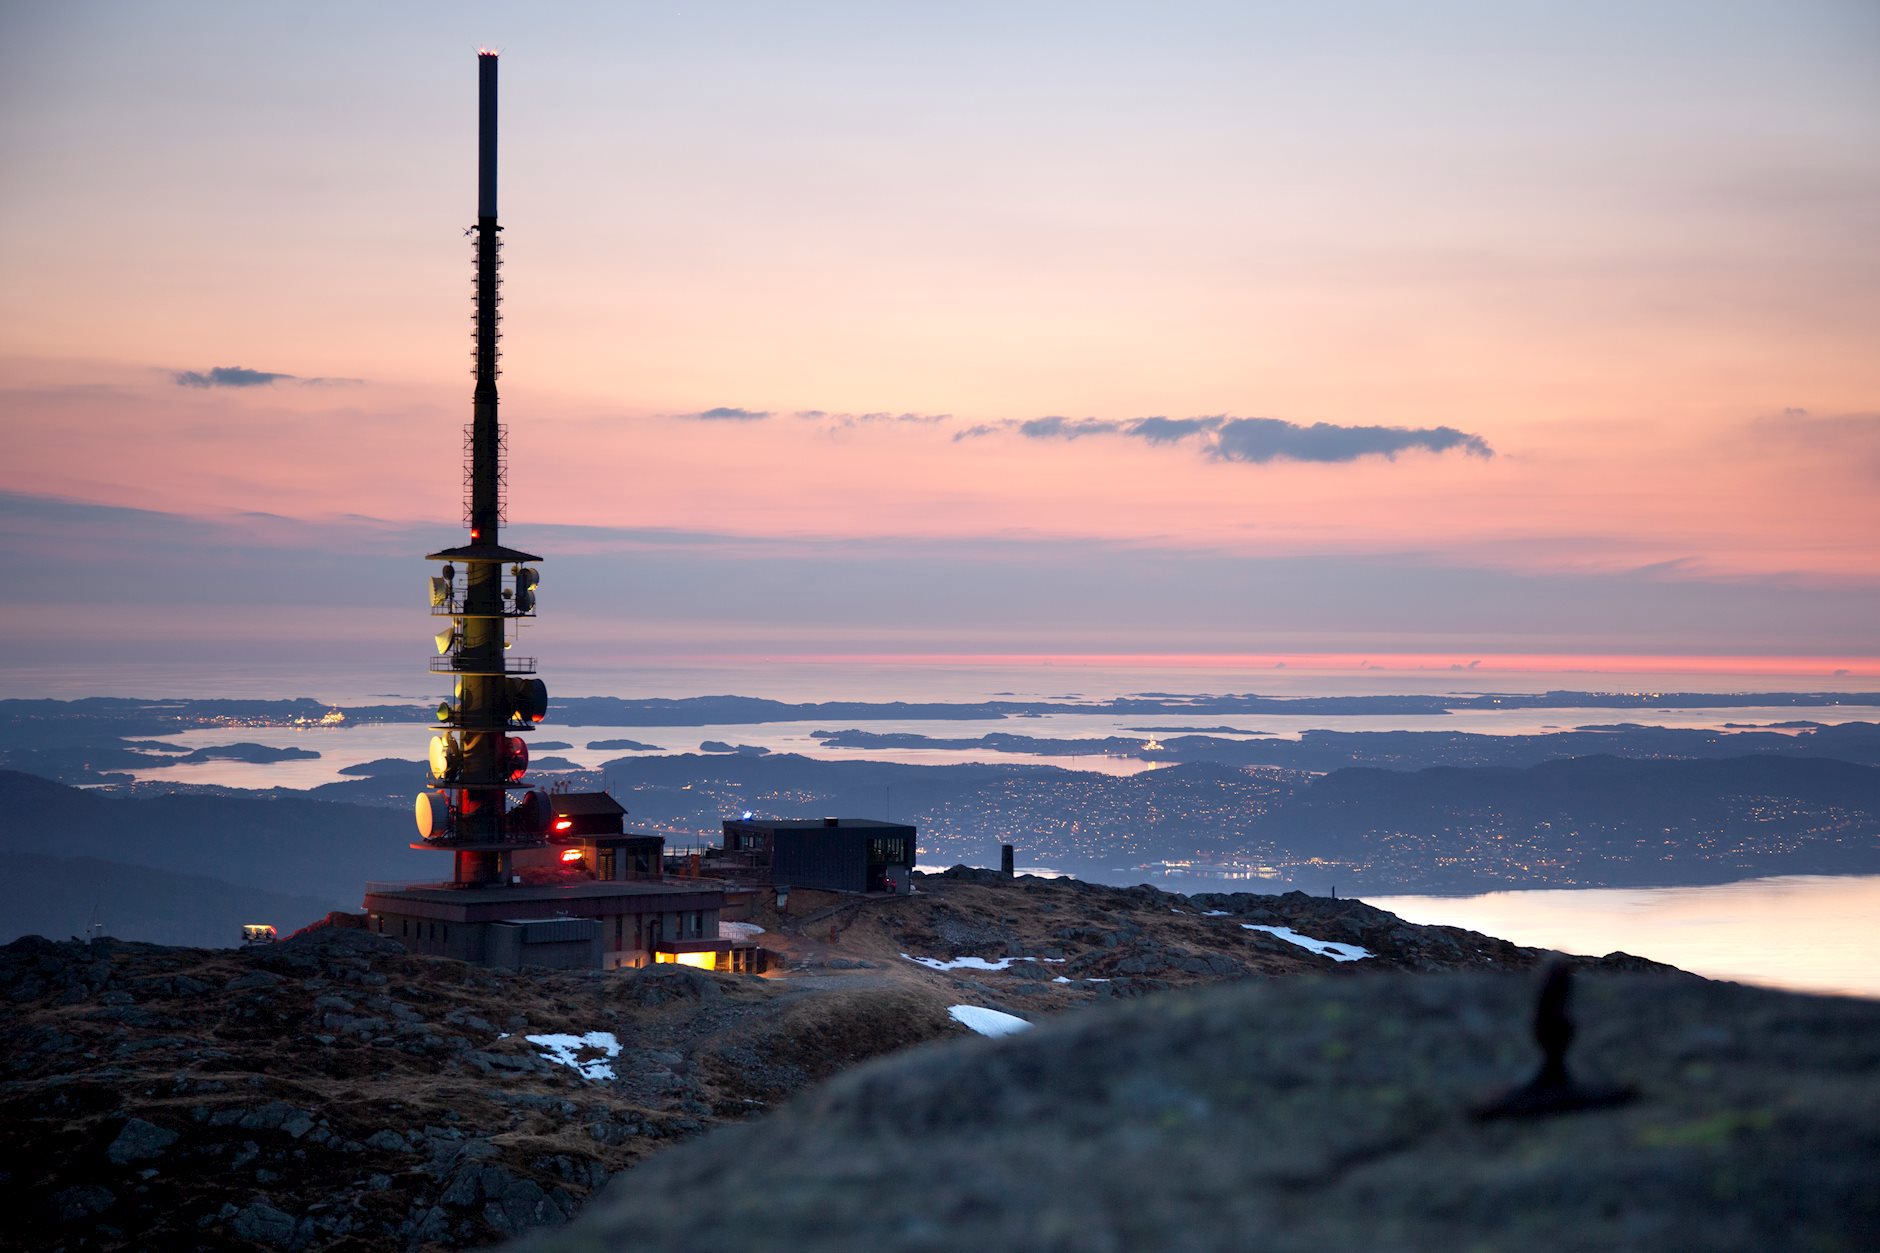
[[522, 973, 1880, 1253]]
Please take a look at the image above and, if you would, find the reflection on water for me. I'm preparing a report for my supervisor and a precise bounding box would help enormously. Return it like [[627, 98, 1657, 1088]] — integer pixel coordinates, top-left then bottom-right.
[[1368, 875, 1880, 1001]]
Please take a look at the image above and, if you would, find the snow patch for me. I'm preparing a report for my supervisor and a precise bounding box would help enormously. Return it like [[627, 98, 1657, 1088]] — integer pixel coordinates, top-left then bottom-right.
[[718, 921, 765, 942], [1241, 924, 1372, 962], [525, 1031, 622, 1080], [1202, 910, 1231, 917], [948, 1005, 1033, 1038], [902, 953, 1064, 972]]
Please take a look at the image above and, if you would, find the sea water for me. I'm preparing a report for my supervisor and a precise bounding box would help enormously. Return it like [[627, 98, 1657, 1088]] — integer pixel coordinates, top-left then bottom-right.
[[1368, 875, 1880, 1000]]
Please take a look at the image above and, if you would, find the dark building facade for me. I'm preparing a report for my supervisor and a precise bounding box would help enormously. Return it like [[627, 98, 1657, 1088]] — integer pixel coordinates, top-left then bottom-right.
[[721, 817, 916, 894], [363, 879, 726, 971]]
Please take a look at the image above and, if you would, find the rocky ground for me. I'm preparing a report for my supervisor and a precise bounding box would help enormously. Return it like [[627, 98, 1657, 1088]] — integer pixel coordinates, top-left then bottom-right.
[[525, 971, 1880, 1253], [2, 869, 1673, 1251]]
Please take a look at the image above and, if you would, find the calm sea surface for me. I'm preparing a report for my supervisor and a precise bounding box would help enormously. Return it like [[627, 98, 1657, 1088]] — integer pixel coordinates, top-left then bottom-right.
[[1368, 875, 1880, 1000]]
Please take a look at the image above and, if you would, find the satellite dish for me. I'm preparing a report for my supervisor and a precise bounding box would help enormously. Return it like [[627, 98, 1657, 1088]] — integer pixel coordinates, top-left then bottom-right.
[[514, 586, 535, 613], [429, 576, 454, 608], [508, 788, 551, 837], [434, 701, 454, 724], [434, 626, 458, 655], [429, 734, 460, 780], [507, 677, 548, 723], [414, 791, 454, 838], [503, 735, 529, 781]]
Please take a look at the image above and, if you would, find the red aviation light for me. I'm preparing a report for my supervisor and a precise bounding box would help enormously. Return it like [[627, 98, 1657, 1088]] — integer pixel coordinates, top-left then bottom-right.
[[560, 848, 582, 863], [553, 818, 574, 832]]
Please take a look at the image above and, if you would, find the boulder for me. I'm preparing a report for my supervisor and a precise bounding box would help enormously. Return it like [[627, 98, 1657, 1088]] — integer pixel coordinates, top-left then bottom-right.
[[105, 1117, 178, 1165]]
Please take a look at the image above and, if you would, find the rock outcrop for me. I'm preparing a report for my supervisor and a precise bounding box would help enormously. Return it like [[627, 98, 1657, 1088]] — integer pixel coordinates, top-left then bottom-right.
[[522, 971, 1880, 1252]]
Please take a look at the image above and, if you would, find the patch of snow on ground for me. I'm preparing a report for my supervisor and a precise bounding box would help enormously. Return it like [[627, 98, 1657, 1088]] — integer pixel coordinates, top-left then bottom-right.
[[525, 1031, 622, 1080], [902, 953, 1061, 971], [1052, 976, 1072, 984], [719, 921, 765, 941], [1241, 924, 1372, 962], [1202, 910, 1231, 917], [948, 1005, 1033, 1037]]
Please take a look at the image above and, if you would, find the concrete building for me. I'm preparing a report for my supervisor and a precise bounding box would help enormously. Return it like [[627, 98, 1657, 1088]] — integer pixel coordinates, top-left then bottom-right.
[[363, 878, 730, 971]]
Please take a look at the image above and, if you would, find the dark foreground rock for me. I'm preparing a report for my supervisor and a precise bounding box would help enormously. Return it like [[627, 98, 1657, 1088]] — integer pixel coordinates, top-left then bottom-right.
[[0, 930, 958, 1251], [520, 972, 1880, 1253]]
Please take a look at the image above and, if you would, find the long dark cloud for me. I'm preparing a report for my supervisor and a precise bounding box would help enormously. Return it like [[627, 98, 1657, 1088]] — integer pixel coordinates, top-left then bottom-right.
[[1018, 416, 1121, 440], [1209, 417, 1492, 463], [796, 410, 950, 427], [673, 406, 947, 427], [678, 406, 772, 421], [173, 366, 294, 388], [171, 366, 359, 389], [956, 414, 1493, 463]]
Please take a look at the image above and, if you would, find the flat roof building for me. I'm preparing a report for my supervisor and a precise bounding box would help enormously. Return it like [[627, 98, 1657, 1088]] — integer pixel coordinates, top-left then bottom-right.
[[721, 817, 915, 895], [363, 878, 726, 971]]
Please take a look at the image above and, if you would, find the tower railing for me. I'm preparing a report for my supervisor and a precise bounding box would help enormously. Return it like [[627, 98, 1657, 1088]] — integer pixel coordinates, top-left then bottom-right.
[[428, 654, 538, 675]]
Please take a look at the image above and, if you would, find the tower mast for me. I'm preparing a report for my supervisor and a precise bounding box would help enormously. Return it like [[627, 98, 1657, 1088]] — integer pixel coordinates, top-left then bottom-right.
[[418, 51, 549, 887]]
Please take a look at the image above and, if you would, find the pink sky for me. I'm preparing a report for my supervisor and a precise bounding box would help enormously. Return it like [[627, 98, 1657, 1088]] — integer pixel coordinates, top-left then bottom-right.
[[2, 4, 1877, 675]]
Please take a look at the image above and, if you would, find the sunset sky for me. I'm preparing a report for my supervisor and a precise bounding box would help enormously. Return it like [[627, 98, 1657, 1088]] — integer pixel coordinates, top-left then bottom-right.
[[3, 2, 1877, 684]]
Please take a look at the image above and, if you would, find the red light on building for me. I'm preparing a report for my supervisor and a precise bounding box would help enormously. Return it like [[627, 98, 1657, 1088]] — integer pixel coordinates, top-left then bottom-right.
[[560, 848, 583, 863], [553, 818, 574, 832]]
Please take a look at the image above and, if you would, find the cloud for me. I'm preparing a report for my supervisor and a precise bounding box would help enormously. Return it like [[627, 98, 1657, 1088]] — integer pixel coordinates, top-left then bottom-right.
[[173, 366, 295, 388], [1018, 416, 1123, 440], [678, 406, 772, 421], [676, 407, 950, 428], [957, 414, 1495, 463], [796, 410, 951, 427], [1208, 417, 1493, 463], [1130, 416, 1220, 444], [952, 423, 1003, 441], [170, 366, 360, 389]]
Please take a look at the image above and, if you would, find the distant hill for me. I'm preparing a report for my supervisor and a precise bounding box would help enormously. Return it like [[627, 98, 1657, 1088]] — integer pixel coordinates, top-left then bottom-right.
[[1266, 753, 1880, 890], [0, 771, 433, 903], [0, 853, 346, 947]]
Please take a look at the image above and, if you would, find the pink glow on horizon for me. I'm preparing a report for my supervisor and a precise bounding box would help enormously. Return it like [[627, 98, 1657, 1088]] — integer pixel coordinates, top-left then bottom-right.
[[3, 10, 1877, 668], [663, 652, 1880, 679]]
